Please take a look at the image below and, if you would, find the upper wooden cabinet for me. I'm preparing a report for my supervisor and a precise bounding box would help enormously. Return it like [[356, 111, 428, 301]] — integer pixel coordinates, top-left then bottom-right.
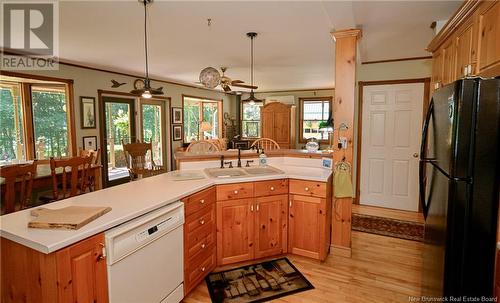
[[477, 1, 500, 76], [1, 233, 108, 303], [261, 102, 296, 149], [428, 0, 500, 91]]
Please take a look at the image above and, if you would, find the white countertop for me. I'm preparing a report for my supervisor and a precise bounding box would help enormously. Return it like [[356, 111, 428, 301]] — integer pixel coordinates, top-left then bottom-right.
[[0, 164, 331, 254]]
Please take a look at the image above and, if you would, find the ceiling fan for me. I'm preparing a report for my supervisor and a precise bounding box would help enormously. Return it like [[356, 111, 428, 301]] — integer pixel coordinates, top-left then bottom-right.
[[130, 0, 164, 98], [198, 67, 257, 92]]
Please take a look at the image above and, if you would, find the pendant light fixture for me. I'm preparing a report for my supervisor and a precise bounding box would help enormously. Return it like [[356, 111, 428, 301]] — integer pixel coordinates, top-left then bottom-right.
[[130, 0, 164, 98], [242, 32, 262, 105]]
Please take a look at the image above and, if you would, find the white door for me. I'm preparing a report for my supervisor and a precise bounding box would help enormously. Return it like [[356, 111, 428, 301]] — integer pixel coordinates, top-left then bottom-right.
[[360, 83, 424, 211]]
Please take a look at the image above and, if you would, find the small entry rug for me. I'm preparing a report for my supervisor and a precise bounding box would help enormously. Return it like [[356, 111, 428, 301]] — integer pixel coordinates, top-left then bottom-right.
[[352, 213, 424, 241], [205, 257, 314, 303]]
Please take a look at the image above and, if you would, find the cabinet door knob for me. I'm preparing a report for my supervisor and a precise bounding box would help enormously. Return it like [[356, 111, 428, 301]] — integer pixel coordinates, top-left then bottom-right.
[[250, 205, 254, 212], [304, 187, 310, 191], [270, 186, 275, 191], [199, 219, 205, 225], [234, 190, 239, 194], [200, 199, 205, 204], [201, 267, 206, 272], [201, 243, 206, 249], [256, 204, 259, 211]]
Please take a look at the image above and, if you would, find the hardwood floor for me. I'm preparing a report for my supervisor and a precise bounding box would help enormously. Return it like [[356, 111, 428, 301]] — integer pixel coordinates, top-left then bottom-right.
[[183, 231, 423, 303], [352, 204, 424, 224]]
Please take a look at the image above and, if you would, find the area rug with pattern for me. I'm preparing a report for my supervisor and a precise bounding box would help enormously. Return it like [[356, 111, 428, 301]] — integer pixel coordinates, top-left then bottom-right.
[[205, 257, 314, 303], [352, 213, 424, 241]]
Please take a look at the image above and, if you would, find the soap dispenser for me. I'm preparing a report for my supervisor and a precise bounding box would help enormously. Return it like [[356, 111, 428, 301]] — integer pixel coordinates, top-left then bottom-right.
[[259, 149, 268, 166]]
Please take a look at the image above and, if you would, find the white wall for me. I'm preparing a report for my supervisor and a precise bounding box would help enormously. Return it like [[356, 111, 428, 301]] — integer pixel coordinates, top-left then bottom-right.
[[10, 61, 237, 169]]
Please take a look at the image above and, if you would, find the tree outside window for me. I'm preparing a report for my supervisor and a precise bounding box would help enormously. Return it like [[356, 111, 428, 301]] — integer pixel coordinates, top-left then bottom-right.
[[242, 101, 262, 138], [183, 96, 222, 142], [300, 97, 332, 142]]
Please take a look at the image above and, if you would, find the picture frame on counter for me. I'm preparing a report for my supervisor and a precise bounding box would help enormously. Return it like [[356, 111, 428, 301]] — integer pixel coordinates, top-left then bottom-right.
[[172, 125, 183, 141], [171, 107, 183, 124], [82, 136, 98, 151], [80, 96, 96, 129]]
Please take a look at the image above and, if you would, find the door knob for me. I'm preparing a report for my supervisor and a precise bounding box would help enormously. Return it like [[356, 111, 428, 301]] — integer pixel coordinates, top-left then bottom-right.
[[413, 153, 419, 158]]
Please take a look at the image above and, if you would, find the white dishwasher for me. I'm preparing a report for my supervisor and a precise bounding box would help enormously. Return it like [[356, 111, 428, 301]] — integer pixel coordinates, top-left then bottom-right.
[[105, 201, 184, 303]]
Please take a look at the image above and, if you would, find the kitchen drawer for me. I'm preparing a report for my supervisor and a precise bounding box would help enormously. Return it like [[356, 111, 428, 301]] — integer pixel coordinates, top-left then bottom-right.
[[216, 182, 254, 200], [183, 186, 216, 216], [289, 179, 327, 198], [184, 247, 216, 294], [186, 230, 215, 261], [255, 179, 288, 197], [185, 204, 215, 238]]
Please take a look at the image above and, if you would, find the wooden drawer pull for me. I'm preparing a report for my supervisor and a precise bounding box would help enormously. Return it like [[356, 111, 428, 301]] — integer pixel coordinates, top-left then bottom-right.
[[233, 190, 239, 194], [304, 187, 310, 191], [201, 243, 206, 249], [270, 186, 275, 191], [199, 219, 205, 225], [201, 267, 206, 272], [200, 199, 205, 204]]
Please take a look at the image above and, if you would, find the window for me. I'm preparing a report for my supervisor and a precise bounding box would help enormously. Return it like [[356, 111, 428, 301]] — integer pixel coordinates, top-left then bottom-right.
[[183, 96, 222, 142], [299, 97, 332, 142], [0, 74, 75, 162], [241, 101, 263, 138]]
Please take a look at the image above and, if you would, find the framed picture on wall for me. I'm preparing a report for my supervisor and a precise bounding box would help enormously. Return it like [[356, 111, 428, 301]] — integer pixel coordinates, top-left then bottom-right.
[[171, 107, 183, 124], [172, 125, 183, 141], [82, 136, 98, 151], [80, 96, 96, 129]]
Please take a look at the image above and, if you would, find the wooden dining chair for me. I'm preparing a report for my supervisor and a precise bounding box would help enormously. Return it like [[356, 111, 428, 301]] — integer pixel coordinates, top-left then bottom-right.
[[186, 140, 220, 153], [48, 155, 94, 201], [79, 148, 100, 191], [250, 138, 281, 151], [123, 141, 165, 181], [0, 161, 38, 214]]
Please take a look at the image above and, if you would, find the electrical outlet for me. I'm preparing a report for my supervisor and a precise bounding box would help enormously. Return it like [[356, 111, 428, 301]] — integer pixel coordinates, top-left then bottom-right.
[[339, 137, 348, 149]]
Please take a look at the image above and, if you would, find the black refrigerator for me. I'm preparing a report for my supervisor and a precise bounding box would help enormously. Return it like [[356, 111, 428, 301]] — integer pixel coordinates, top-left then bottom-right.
[[420, 77, 500, 297]]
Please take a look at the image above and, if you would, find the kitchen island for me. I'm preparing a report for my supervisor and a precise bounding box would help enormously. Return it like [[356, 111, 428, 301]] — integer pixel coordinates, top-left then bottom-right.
[[1, 153, 334, 302]]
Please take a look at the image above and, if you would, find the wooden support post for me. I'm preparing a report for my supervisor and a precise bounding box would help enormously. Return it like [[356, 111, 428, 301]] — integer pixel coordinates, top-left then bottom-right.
[[330, 28, 361, 257]]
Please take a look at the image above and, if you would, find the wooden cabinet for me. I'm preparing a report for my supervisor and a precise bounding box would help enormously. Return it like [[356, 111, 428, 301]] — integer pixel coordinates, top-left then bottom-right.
[[289, 179, 327, 198], [442, 39, 457, 85], [182, 186, 217, 295], [428, 0, 500, 92], [1, 233, 108, 303], [261, 102, 296, 149], [288, 194, 330, 261], [216, 198, 255, 265], [254, 194, 288, 259], [216, 180, 292, 266], [477, 1, 500, 76]]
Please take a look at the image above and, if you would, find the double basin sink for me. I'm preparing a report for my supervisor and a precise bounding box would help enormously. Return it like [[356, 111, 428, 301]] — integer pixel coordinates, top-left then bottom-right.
[[204, 165, 284, 178]]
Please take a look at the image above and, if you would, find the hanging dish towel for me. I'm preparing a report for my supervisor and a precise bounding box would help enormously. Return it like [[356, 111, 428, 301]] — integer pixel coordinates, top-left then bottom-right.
[[334, 163, 354, 198]]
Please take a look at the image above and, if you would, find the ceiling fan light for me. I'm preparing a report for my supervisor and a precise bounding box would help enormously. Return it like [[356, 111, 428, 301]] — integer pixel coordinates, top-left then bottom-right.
[[142, 90, 152, 98], [249, 99, 255, 105]]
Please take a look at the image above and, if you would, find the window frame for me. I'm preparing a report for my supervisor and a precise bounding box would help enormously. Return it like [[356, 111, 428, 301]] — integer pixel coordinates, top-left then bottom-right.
[[1, 71, 76, 161], [240, 100, 263, 139], [298, 96, 333, 143], [181, 94, 223, 143]]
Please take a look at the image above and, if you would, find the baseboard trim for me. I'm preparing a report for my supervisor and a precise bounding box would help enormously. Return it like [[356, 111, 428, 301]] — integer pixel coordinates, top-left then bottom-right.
[[330, 244, 352, 258]]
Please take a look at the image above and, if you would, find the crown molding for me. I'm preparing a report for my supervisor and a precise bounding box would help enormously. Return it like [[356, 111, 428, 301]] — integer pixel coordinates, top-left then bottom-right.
[[331, 29, 362, 41]]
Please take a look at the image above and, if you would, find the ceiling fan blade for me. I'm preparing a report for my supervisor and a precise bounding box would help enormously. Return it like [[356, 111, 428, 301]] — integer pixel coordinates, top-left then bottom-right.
[[231, 80, 244, 84], [232, 83, 258, 89], [130, 89, 145, 95]]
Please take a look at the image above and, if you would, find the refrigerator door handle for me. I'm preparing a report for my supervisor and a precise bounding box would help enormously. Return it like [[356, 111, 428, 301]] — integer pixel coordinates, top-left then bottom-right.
[[419, 101, 434, 219]]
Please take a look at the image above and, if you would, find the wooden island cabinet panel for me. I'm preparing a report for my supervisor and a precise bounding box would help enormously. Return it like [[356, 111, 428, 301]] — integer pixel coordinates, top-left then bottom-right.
[[1, 233, 108, 303], [216, 198, 255, 265], [288, 194, 329, 261], [182, 186, 217, 295], [254, 194, 288, 259]]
